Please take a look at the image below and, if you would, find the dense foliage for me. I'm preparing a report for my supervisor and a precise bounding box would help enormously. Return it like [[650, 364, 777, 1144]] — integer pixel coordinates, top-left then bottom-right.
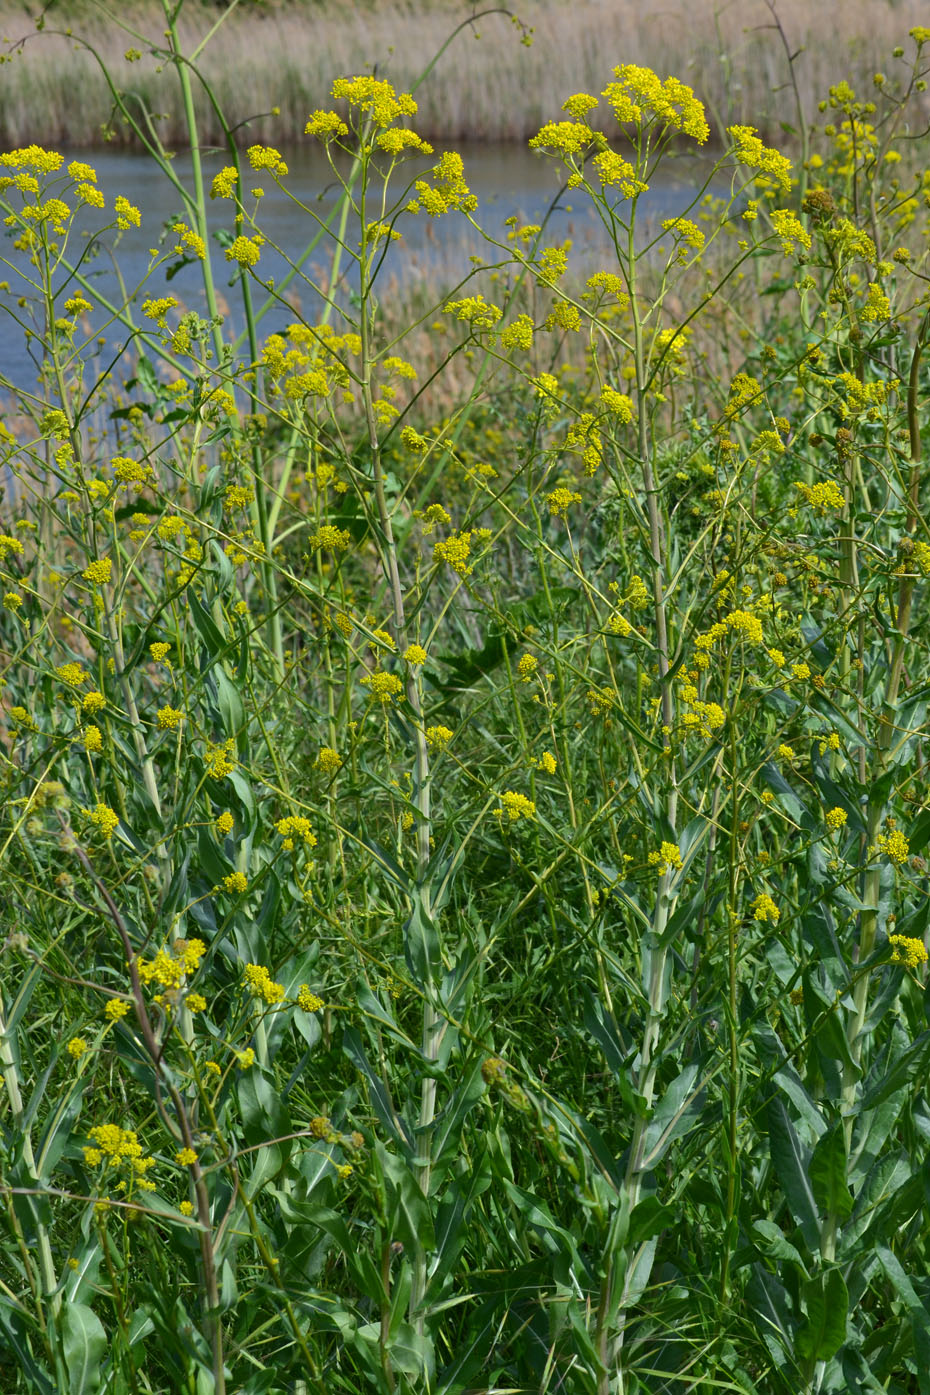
[[2, 5, 930, 1393]]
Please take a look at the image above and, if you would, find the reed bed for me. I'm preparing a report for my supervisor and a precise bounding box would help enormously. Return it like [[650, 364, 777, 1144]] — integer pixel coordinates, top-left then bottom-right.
[[0, 0, 928, 148]]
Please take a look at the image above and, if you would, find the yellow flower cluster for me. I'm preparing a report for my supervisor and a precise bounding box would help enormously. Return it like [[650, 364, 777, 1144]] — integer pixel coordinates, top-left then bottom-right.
[[331, 75, 417, 126], [304, 110, 350, 141], [751, 893, 780, 923], [56, 662, 88, 687], [222, 871, 248, 894], [407, 151, 476, 216], [681, 701, 726, 737], [602, 66, 709, 142], [243, 963, 285, 1005], [591, 149, 648, 197], [546, 487, 582, 517], [138, 939, 206, 991], [275, 815, 317, 850], [297, 985, 324, 1013], [211, 167, 238, 199], [87, 802, 119, 839], [362, 671, 404, 704], [599, 385, 634, 423], [876, 827, 909, 866], [662, 217, 705, 262], [425, 724, 453, 748], [247, 144, 288, 177], [309, 525, 352, 551], [404, 644, 428, 665], [112, 455, 154, 486], [888, 934, 928, 970], [517, 654, 538, 682], [825, 807, 847, 832], [83, 1125, 156, 1191], [434, 530, 473, 576], [205, 739, 236, 779], [648, 841, 683, 875], [770, 209, 811, 254], [494, 791, 536, 822], [793, 479, 845, 513], [315, 747, 343, 774], [695, 609, 764, 653], [156, 706, 183, 730], [500, 314, 534, 352], [215, 812, 234, 836], [728, 125, 793, 190], [444, 294, 502, 329], [226, 235, 263, 268]]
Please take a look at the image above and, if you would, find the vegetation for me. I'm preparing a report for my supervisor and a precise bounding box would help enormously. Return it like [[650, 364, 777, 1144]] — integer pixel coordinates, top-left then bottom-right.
[[0, 0, 928, 147], [3, 3, 930, 1393]]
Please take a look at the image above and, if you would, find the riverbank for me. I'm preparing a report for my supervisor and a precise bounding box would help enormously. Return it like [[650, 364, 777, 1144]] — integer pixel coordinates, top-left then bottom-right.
[[0, 0, 927, 149]]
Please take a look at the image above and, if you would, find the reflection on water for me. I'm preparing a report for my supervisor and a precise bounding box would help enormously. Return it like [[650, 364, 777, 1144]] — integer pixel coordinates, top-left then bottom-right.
[[0, 143, 728, 386]]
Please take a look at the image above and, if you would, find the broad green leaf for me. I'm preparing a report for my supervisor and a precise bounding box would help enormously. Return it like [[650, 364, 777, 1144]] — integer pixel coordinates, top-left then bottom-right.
[[809, 1127, 853, 1222], [59, 1302, 107, 1395], [796, 1269, 848, 1362], [766, 1098, 820, 1244]]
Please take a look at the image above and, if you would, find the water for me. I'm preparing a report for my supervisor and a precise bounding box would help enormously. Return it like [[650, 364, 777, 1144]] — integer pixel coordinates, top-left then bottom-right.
[[0, 143, 725, 387]]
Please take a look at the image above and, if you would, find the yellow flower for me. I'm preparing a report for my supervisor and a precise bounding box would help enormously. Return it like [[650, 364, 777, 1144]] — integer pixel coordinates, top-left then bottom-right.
[[876, 827, 909, 866], [888, 934, 928, 969], [222, 871, 248, 894], [87, 803, 119, 839], [361, 672, 404, 704], [315, 748, 342, 775], [425, 724, 453, 748], [825, 807, 847, 832], [82, 725, 103, 753], [56, 662, 88, 687], [235, 1048, 255, 1069], [244, 961, 285, 1005], [297, 985, 324, 1013], [156, 706, 183, 731], [179, 1200, 194, 1216], [67, 1038, 89, 1059], [404, 644, 428, 665], [728, 125, 793, 190], [114, 196, 141, 228], [225, 235, 263, 268], [276, 814, 317, 851], [433, 531, 473, 576], [599, 385, 634, 422], [494, 791, 536, 822], [105, 1000, 130, 1022], [751, 892, 780, 923], [215, 812, 234, 836], [518, 654, 538, 681], [545, 487, 582, 517], [175, 1148, 198, 1166], [648, 841, 683, 875]]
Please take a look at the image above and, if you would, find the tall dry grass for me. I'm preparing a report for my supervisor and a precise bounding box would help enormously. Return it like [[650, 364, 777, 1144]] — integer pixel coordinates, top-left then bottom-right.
[[0, 0, 927, 148]]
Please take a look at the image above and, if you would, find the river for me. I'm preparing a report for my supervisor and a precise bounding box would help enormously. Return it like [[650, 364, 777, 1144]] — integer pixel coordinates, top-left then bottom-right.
[[0, 143, 727, 387]]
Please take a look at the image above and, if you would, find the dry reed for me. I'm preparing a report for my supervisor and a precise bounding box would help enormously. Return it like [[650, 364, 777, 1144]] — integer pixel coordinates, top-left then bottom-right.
[[0, 0, 927, 149]]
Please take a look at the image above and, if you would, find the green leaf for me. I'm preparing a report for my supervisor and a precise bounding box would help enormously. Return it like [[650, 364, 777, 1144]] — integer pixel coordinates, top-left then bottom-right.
[[796, 1269, 848, 1362], [642, 1063, 705, 1167], [766, 1098, 820, 1243], [376, 1141, 435, 1254], [59, 1302, 107, 1395], [809, 1126, 853, 1222]]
